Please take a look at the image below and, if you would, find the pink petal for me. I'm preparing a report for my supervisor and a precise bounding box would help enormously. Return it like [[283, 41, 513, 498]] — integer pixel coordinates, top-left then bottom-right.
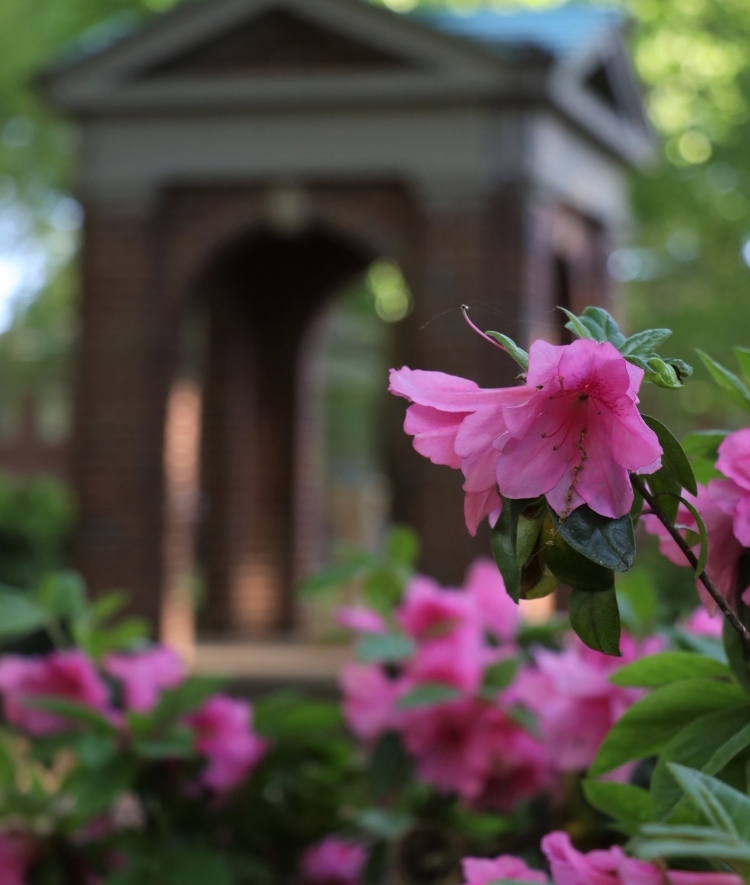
[[464, 488, 501, 536], [389, 367, 501, 411], [404, 404, 466, 469], [717, 428, 750, 492], [526, 340, 567, 389]]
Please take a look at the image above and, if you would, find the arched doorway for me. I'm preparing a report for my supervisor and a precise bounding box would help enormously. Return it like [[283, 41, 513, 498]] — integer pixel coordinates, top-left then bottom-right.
[[162, 224, 377, 642]]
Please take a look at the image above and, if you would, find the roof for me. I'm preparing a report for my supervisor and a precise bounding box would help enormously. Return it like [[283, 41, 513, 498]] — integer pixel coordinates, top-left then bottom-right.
[[415, 5, 623, 59]]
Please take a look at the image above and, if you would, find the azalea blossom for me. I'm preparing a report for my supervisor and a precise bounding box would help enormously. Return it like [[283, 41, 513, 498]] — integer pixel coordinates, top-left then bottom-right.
[[509, 633, 662, 773], [186, 695, 267, 793], [400, 698, 550, 808], [339, 662, 402, 741], [104, 646, 185, 714], [0, 650, 110, 736], [301, 837, 367, 885], [390, 338, 661, 532], [684, 607, 723, 638], [643, 484, 747, 609], [335, 606, 387, 635], [541, 830, 743, 885], [713, 428, 750, 547], [463, 557, 519, 643], [460, 854, 548, 885]]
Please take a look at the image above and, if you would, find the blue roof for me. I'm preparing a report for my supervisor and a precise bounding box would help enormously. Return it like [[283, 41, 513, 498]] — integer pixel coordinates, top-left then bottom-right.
[[415, 5, 622, 59]]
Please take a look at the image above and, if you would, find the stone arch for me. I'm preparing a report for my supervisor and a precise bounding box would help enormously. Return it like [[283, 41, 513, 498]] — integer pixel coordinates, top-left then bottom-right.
[[156, 183, 418, 637]]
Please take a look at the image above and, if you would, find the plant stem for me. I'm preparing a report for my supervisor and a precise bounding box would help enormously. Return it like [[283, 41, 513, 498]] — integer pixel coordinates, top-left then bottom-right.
[[632, 475, 750, 651]]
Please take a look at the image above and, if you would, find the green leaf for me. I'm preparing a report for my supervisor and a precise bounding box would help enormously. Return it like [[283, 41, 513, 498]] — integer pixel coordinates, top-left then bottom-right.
[[611, 652, 731, 688], [651, 705, 750, 820], [734, 347, 750, 384], [356, 632, 415, 664], [646, 357, 683, 389], [552, 506, 635, 573], [682, 430, 730, 460], [396, 683, 462, 709], [590, 678, 748, 776], [581, 307, 627, 346], [482, 658, 520, 692], [560, 307, 597, 341], [542, 516, 615, 592], [724, 607, 750, 693], [582, 781, 652, 830], [642, 415, 697, 496], [387, 525, 420, 568], [367, 731, 410, 799], [646, 464, 682, 523], [491, 497, 538, 603], [36, 571, 87, 619], [145, 676, 225, 731], [677, 496, 709, 576], [485, 331, 529, 371], [75, 732, 118, 768], [621, 328, 672, 357], [668, 763, 750, 840], [569, 586, 621, 656], [298, 561, 366, 596], [74, 755, 139, 819], [697, 350, 750, 413], [27, 696, 118, 734], [357, 808, 412, 839], [134, 726, 195, 759], [0, 590, 46, 639], [90, 591, 127, 624]]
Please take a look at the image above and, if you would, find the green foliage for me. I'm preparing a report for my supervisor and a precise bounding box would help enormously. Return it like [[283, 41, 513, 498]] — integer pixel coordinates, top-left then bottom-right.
[[0, 474, 73, 589], [568, 586, 621, 656], [561, 307, 692, 389], [484, 331, 529, 372], [611, 652, 730, 688]]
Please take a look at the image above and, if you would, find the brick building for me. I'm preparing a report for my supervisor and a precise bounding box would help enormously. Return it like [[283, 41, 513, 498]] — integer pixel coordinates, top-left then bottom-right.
[[39, 0, 652, 656]]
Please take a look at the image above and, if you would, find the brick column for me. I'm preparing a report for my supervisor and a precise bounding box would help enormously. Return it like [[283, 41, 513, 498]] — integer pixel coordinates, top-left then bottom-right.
[[74, 204, 167, 628]]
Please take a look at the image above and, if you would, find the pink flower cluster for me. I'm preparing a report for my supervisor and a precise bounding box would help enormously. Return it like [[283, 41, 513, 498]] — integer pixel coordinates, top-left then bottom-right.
[[0, 646, 266, 795], [390, 338, 662, 534], [300, 837, 368, 885], [644, 428, 750, 609], [460, 831, 743, 885], [509, 632, 663, 775], [339, 559, 657, 809], [339, 559, 550, 809]]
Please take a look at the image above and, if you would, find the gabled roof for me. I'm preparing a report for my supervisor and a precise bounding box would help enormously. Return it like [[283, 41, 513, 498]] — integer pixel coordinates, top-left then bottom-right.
[[38, 0, 653, 167], [415, 6, 621, 60]]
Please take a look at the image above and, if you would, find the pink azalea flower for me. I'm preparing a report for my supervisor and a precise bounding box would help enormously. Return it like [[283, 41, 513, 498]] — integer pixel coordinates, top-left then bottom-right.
[[301, 837, 367, 885], [495, 339, 661, 519], [389, 367, 528, 534], [643, 484, 747, 609], [510, 634, 662, 773], [714, 428, 750, 546], [0, 650, 110, 736], [397, 576, 483, 692], [463, 557, 519, 643], [186, 695, 267, 793], [390, 339, 661, 529], [339, 663, 402, 741], [103, 646, 185, 714], [541, 831, 743, 885], [460, 855, 549, 885], [401, 698, 550, 808], [0, 832, 32, 885], [684, 607, 723, 638], [335, 606, 387, 634]]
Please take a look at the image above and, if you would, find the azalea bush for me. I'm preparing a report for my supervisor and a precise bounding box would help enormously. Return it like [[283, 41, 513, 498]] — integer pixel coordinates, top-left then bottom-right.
[[375, 306, 750, 883], [7, 306, 750, 884], [0, 574, 363, 885]]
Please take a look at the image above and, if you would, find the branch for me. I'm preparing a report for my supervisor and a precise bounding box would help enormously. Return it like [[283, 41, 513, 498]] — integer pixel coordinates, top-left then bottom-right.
[[632, 475, 750, 651]]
